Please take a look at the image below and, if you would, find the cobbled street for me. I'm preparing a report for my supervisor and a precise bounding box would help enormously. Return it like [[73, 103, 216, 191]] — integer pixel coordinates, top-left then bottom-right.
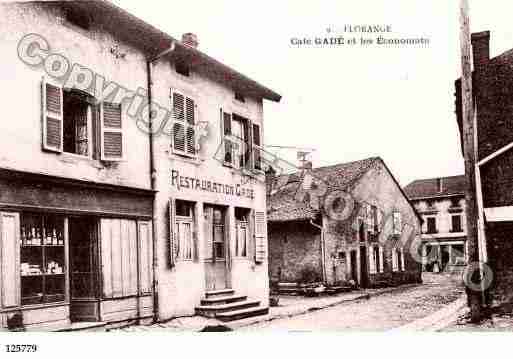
[[241, 273, 464, 331]]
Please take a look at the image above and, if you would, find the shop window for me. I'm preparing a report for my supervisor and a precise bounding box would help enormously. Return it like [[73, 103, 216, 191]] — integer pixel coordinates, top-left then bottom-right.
[[20, 213, 65, 306], [235, 208, 251, 258], [171, 91, 196, 157], [175, 200, 195, 260], [426, 217, 437, 234], [451, 215, 462, 233]]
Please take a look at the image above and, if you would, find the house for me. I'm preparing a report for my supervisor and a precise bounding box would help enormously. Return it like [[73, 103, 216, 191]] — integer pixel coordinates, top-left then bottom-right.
[[455, 31, 513, 306], [267, 157, 422, 290], [404, 176, 468, 273], [0, 1, 280, 330]]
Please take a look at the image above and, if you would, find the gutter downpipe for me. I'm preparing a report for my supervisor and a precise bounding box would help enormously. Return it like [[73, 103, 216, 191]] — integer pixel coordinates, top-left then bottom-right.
[[147, 42, 176, 323], [310, 219, 327, 284]]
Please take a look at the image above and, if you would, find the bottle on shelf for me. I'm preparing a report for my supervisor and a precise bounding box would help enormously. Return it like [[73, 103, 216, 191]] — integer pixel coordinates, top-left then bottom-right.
[[21, 227, 26, 246], [52, 228, 57, 245]]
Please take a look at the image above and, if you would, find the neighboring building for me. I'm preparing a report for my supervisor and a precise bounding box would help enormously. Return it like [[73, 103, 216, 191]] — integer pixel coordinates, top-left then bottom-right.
[[404, 176, 468, 273], [0, 1, 280, 330], [455, 31, 513, 306], [267, 157, 422, 289]]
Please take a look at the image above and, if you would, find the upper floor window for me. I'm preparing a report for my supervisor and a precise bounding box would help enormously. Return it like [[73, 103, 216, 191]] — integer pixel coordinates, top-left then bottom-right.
[[220, 111, 262, 172], [426, 217, 437, 234], [234, 92, 245, 103], [171, 91, 196, 157], [451, 215, 462, 233], [42, 78, 123, 161], [450, 197, 461, 208], [175, 60, 190, 77]]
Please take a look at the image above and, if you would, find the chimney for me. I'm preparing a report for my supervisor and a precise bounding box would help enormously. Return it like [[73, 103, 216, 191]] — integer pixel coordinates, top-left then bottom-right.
[[182, 33, 199, 49], [471, 31, 490, 72]]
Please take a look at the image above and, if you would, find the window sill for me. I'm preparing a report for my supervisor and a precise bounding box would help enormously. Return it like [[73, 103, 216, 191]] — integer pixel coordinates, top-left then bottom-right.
[[58, 153, 106, 169], [169, 152, 202, 166], [19, 300, 69, 311]]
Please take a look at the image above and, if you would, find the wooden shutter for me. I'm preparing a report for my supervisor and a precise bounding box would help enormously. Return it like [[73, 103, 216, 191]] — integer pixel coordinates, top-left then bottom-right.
[[172, 91, 196, 156], [0, 212, 20, 308], [169, 199, 177, 267], [222, 111, 232, 164], [252, 123, 262, 170], [185, 97, 196, 155], [42, 77, 63, 153], [138, 221, 153, 295], [254, 211, 266, 264], [101, 102, 123, 161]]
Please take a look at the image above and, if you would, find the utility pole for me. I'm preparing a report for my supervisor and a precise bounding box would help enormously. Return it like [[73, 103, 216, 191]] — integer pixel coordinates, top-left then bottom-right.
[[459, 0, 482, 322]]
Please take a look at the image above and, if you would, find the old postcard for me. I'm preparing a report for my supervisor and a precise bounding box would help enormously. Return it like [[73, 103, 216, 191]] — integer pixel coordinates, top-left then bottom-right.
[[0, 0, 510, 357]]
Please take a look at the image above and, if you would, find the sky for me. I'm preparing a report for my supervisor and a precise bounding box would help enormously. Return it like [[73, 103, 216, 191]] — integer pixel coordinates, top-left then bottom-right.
[[112, 0, 513, 186]]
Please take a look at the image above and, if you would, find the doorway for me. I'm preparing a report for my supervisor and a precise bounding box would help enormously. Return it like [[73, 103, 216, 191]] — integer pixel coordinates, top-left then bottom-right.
[[69, 217, 99, 322], [359, 246, 369, 288], [204, 205, 230, 291]]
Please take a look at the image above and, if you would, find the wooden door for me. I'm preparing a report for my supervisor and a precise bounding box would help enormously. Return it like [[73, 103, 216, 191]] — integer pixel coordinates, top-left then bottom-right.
[[204, 206, 228, 291], [0, 212, 20, 309], [69, 217, 99, 322]]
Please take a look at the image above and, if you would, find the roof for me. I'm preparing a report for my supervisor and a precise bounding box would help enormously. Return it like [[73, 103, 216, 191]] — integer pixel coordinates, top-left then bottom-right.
[[267, 157, 381, 222], [30, 1, 281, 102], [403, 175, 466, 200]]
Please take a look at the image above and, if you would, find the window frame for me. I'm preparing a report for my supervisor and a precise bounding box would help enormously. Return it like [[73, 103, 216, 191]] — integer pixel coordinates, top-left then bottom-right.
[[175, 200, 195, 261], [426, 216, 438, 234], [170, 90, 197, 159], [451, 215, 462, 233], [63, 89, 95, 159]]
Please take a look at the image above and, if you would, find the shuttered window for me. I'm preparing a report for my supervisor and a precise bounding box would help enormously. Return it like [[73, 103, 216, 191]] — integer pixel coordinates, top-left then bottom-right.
[[254, 211, 266, 264], [42, 78, 63, 153], [171, 91, 196, 157], [221, 111, 233, 165], [101, 102, 123, 161]]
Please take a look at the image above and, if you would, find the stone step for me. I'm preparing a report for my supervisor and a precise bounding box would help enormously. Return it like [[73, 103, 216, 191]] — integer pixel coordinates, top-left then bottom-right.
[[215, 306, 269, 322], [195, 300, 261, 318], [201, 294, 247, 306], [205, 289, 235, 298]]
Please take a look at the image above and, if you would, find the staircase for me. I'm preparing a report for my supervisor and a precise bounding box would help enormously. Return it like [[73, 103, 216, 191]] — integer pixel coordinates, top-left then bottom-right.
[[195, 289, 269, 322]]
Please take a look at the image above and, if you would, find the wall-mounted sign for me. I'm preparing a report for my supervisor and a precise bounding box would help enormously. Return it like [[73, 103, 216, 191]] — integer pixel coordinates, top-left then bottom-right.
[[171, 169, 255, 199]]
